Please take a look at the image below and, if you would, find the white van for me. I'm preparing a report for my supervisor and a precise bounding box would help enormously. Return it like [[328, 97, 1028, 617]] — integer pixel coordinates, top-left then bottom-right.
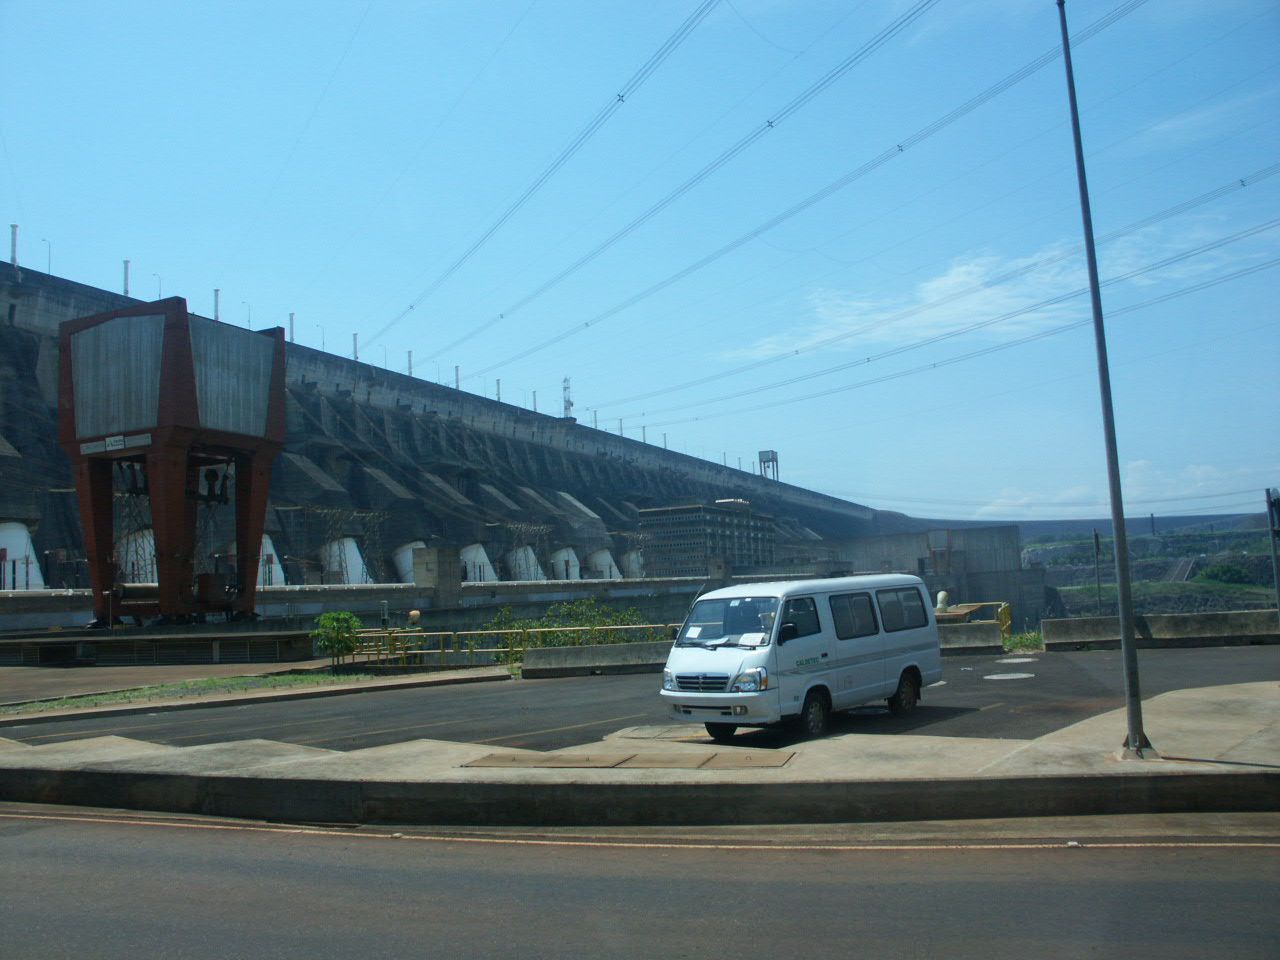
[[660, 575, 942, 740]]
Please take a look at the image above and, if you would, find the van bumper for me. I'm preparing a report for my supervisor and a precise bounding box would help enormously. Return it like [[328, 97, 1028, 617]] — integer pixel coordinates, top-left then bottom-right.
[[659, 689, 781, 726]]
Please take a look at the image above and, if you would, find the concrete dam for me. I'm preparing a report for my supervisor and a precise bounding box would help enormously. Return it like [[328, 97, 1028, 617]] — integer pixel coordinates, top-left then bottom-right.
[[2, 261, 942, 613]]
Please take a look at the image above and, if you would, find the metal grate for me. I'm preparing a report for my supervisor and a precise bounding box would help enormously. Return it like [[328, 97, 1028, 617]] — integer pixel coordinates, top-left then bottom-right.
[[675, 673, 729, 692]]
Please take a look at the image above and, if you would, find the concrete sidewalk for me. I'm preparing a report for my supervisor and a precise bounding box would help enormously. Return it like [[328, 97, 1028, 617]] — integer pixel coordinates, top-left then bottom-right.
[[0, 672, 1276, 826]]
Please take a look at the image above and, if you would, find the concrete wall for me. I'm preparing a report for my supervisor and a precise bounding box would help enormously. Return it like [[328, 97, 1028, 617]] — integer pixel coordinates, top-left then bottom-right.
[[1043, 610, 1279, 649], [1, 263, 948, 598]]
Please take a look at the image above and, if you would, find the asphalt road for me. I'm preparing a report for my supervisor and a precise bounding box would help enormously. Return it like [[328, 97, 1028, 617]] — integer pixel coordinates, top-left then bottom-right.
[[4, 646, 1277, 752], [2, 806, 1277, 960]]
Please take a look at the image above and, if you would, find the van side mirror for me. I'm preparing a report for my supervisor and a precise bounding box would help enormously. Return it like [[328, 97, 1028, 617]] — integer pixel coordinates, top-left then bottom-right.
[[669, 626, 679, 641], [777, 623, 799, 644]]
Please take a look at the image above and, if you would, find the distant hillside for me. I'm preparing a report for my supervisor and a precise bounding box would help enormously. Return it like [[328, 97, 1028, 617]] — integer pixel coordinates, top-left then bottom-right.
[[1017, 513, 1264, 543]]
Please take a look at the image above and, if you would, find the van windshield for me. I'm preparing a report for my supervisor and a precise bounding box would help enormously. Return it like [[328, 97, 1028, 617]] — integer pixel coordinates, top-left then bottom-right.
[[677, 597, 779, 647]]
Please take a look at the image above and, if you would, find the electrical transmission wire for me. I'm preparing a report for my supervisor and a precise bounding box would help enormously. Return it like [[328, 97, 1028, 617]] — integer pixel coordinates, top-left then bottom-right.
[[467, 0, 1154, 379], [363, 0, 724, 350], [214, 0, 376, 285], [439, 0, 947, 368], [591, 161, 1280, 410], [637, 248, 1280, 428], [303, 0, 542, 295], [630, 218, 1280, 418]]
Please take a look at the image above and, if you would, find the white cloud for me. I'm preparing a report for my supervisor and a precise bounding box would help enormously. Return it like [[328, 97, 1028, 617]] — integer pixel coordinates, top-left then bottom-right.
[[974, 484, 1101, 521], [1121, 459, 1264, 504], [729, 213, 1280, 365], [731, 241, 1088, 362], [1117, 86, 1280, 159]]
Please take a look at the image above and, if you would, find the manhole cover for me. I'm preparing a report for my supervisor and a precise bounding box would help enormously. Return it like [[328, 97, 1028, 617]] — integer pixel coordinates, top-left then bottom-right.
[[983, 672, 1035, 680]]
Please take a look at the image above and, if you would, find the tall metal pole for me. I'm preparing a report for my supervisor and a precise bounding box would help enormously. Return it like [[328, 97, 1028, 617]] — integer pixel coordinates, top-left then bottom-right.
[[1267, 488, 1280, 629], [1057, 0, 1151, 757]]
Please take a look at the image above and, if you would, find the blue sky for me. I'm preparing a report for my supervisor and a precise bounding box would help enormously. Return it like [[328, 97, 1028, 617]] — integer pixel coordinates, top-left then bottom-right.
[[3, 0, 1277, 523]]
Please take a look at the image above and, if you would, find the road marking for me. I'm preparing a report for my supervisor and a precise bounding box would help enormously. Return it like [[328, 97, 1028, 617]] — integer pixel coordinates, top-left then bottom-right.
[[2, 811, 1276, 852], [472, 713, 650, 744], [996, 657, 1038, 664], [983, 673, 1035, 680]]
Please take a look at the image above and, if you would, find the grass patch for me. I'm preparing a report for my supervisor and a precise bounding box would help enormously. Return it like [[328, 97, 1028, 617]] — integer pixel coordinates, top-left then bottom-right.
[[1005, 631, 1044, 652], [0, 671, 384, 716]]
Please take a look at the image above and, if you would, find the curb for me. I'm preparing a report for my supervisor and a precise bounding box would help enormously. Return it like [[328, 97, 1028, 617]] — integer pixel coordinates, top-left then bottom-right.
[[0, 766, 1276, 827]]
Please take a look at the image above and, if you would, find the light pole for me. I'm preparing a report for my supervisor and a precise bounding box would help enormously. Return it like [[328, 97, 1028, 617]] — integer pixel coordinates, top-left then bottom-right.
[[41, 238, 50, 273], [153, 274, 162, 299], [1057, 0, 1151, 758], [241, 301, 251, 328], [314, 324, 325, 351]]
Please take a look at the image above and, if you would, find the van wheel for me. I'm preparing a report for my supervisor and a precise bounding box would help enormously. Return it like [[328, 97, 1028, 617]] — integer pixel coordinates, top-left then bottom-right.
[[799, 690, 830, 739], [705, 723, 737, 741], [888, 672, 920, 715]]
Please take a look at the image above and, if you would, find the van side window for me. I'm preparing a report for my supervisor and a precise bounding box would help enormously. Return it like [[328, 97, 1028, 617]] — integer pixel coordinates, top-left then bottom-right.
[[830, 593, 878, 639], [781, 597, 821, 638], [875, 587, 929, 632]]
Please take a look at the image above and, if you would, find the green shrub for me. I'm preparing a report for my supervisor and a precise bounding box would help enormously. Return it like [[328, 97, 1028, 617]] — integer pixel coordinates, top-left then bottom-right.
[[485, 598, 665, 662], [1197, 562, 1251, 585], [311, 611, 363, 665]]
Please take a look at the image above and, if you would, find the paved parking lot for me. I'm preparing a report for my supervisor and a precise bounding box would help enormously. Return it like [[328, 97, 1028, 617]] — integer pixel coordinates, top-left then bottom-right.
[[4, 646, 1275, 752]]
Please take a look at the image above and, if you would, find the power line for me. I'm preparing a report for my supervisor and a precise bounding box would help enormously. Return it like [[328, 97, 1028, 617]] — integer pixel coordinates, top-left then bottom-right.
[[636, 251, 1280, 428], [443, 0, 946, 369], [214, 0, 376, 285], [302, 0, 542, 296], [590, 161, 1280, 411], [621, 217, 1280, 422], [363, 0, 725, 350], [468, 0, 1155, 379]]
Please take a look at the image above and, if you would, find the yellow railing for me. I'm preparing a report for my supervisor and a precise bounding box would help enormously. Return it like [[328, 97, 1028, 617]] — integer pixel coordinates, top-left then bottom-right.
[[348, 623, 676, 667]]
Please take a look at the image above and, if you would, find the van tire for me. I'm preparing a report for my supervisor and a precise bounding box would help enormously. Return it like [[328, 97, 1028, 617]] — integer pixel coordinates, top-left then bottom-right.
[[888, 671, 920, 715], [705, 723, 737, 741], [799, 689, 830, 739]]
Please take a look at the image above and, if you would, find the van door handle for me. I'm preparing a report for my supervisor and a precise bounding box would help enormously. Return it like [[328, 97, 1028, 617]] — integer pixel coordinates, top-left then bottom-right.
[[821, 652, 828, 658]]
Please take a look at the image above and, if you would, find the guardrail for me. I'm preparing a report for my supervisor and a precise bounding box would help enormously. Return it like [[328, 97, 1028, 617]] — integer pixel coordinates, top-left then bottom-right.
[[348, 623, 677, 667]]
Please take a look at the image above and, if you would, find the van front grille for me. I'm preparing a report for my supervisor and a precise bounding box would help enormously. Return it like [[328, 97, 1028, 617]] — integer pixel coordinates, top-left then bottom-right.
[[675, 673, 729, 692]]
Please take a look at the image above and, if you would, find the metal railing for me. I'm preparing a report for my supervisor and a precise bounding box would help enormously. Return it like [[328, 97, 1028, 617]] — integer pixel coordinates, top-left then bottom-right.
[[347, 623, 677, 667]]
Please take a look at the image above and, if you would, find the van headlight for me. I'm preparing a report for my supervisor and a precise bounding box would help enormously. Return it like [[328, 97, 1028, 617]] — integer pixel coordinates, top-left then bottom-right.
[[663, 669, 675, 691], [731, 667, 768, 693]]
